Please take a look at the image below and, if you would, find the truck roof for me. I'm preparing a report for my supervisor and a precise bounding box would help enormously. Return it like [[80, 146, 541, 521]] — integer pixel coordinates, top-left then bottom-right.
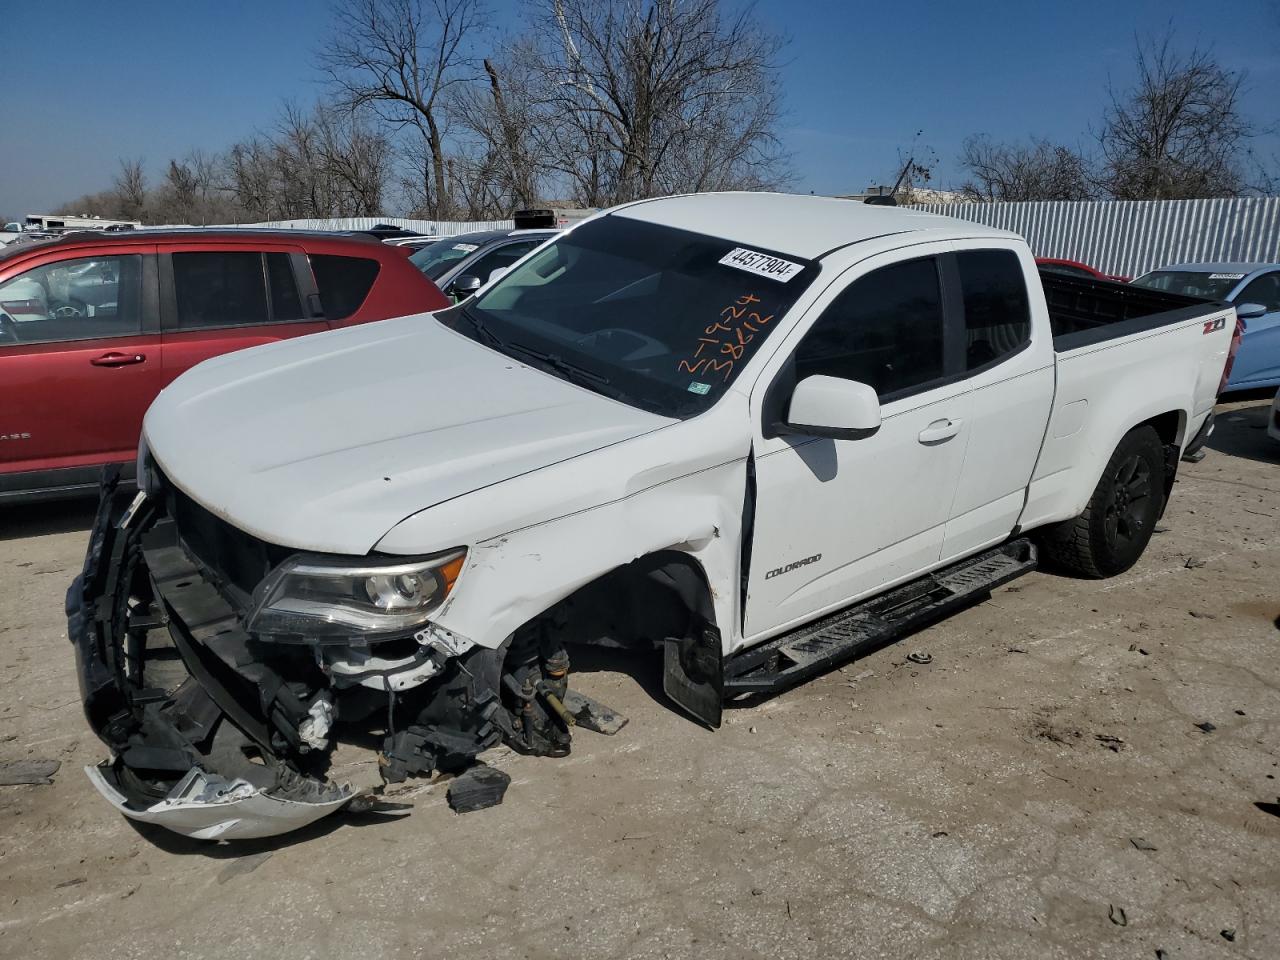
[[610, 191, 1016, 260]]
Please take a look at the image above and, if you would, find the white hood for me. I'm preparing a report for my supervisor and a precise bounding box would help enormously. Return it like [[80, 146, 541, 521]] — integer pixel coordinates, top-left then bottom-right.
[[144, 313, 672, 554]]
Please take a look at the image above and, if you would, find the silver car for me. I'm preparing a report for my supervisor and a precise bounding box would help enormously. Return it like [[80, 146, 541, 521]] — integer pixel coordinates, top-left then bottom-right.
[[409, 229, 558, 301]]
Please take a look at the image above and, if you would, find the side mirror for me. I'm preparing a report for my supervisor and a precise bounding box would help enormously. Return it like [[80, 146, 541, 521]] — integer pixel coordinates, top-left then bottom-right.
[[452, 274, 483, 297], [1235, 302, 1267, 321], [784, 375, 881, 440], [487, 267, 509, 285]]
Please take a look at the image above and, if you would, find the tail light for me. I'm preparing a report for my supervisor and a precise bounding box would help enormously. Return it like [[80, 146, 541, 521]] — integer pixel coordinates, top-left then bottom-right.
[[1218, 316, 1245, 395]]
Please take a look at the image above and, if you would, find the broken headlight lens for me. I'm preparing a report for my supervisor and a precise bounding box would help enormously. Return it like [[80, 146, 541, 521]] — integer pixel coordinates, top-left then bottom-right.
[[246, 550, 466, 641]]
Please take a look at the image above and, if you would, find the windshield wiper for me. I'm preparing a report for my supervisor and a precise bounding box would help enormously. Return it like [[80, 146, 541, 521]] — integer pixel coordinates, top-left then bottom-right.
[[458, 307, 506, 349], [506, 341, 613, 386]]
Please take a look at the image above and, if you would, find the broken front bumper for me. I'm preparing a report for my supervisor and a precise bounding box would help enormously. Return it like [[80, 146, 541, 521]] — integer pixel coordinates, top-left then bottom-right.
[[67, 471, 579, 840], [66, 472, 360, 839]]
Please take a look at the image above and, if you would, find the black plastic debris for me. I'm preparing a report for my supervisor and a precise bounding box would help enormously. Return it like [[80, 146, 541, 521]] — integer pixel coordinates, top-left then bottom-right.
[[1109, 904, 1128, 926], [561, 690, 628, 735], [0, 759, 60, 786], [1194, 721, 1216, 734], [1130, 837, 1157, 851], [1221, 929, 1236, 942], [906, 651, 933, 665], [1184, 556, 1207, 569], [447, 764, 511, 814], [1254, 801, 1280, 819]]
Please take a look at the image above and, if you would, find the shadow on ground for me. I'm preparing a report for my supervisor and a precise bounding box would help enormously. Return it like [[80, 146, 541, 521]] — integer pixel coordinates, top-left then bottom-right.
[[1209, 393, 1279, 465], [0, 496, 98, 542]]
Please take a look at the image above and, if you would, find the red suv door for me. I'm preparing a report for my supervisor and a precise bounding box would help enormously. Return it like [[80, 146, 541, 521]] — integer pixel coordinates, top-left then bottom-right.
[[0, 247, 163, 479], [158, 243, 329, 386]]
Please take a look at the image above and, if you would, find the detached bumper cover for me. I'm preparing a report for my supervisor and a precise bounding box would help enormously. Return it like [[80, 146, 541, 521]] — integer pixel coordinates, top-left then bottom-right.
[[85, 763, 350, 841]]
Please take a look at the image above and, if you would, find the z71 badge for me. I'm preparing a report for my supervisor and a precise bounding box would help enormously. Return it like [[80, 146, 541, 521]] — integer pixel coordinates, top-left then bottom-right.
[[1202, 317, 1226, 334], [765, 553, 822, 579]]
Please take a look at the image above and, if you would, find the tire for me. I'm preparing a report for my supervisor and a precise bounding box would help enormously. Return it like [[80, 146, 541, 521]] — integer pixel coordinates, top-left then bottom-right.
[[1038, 425, 1166, 578]]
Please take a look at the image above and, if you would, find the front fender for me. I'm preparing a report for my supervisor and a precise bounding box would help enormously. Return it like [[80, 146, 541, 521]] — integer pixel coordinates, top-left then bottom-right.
[[421, 458, 748, 653]]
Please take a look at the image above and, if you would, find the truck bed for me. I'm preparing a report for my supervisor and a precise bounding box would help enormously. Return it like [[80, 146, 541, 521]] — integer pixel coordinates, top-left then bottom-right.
[[1040, 271, 1218, 352]]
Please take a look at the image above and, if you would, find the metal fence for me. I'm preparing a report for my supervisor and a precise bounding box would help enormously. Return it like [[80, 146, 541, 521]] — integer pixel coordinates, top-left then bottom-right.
[[911, 198, 1280, 278], [235, 216, 515, 236]]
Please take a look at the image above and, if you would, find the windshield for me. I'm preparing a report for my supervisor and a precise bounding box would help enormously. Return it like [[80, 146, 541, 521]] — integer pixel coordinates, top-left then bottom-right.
[[448, 215, 819, 418], [409, 237, 488, 280], [1131, 270, 1244, 300]]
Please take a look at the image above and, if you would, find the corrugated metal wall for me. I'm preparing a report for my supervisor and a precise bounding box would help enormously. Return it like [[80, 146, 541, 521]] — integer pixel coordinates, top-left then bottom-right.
[[911, 198, 1280, 278], [235, 216, 515, 236]]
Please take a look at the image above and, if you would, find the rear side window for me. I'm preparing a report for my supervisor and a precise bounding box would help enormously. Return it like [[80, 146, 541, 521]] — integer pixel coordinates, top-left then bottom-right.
[[173, 252, 269, 328], [794, 257, 945, 399], [310, 254, 380, 320], [957, 250, 1031, 370]]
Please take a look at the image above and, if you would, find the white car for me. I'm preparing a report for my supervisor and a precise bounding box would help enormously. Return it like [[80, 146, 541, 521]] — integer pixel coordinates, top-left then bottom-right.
[[69, 193, 1236, 839]]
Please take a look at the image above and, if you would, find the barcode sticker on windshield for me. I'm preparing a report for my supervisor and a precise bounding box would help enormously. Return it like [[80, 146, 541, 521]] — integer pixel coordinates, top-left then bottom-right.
[[719, 247, 804, 282], [452, 243, 479, 252], [1209, 273, 1245, 280]]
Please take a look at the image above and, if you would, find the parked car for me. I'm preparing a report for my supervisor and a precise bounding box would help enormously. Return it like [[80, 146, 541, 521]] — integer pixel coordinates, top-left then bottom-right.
[[408, 228, 558, 301], [1035, 257, 1129, 282], [0, 229, 448, 502], [68, 192, 1236, 839], [1269, 389, 1280, 446], [1131, 262, 1280, 391]]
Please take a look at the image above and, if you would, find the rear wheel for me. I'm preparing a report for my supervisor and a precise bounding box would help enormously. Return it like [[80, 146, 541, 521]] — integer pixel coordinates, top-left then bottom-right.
[[1038, 425, 1166, 578]]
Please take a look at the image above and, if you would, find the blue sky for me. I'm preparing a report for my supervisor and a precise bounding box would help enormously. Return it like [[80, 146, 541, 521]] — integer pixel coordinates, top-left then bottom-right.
[[2, 0, 1277, 218]]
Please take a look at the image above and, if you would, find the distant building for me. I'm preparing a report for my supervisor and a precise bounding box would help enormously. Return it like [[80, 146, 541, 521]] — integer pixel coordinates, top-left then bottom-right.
[[835, 185, 964, 205]]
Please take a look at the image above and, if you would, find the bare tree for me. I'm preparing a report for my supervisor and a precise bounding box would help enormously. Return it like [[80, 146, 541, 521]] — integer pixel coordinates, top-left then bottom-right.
[[113, 158, 148, 219], [1100, 33, 1251, 199], [959, 136, 1096, 201], [521, 0, 790, 206], [320, 0, 487, 218]]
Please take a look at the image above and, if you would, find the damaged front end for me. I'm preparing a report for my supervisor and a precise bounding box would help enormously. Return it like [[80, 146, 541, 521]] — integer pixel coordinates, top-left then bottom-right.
[[67, 468, 582, 840]]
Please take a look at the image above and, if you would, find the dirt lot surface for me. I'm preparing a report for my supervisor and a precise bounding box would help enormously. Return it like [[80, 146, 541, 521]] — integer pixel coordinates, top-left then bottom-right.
[[1, 397, 1277, 960]]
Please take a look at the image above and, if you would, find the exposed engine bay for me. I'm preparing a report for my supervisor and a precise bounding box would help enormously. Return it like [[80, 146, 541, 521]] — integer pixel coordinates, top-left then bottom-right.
[[67, 469, 624, 840]]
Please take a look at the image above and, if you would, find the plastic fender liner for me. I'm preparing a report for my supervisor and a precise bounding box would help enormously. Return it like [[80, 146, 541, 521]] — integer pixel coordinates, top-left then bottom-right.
[[663, 622, 723, 728]]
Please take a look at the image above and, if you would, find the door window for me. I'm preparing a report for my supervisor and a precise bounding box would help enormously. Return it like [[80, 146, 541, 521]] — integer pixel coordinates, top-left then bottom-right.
[[956, 249, 1031, 369], [1236, 272, 1280, 312], [0, 255, 143, 345], [465, 240, 542, 286], [793, 257, 945, 399], [172, 252, 270, 328], [309, 254, 380, 320], [266, 252, 306, 321]]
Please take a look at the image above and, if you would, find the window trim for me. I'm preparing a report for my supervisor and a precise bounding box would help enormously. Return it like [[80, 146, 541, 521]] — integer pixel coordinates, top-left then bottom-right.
[[0, 251, 158, 347]]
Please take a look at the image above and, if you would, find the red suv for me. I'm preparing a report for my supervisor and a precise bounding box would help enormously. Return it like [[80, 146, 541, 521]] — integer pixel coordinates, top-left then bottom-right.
[[0, 230, 448, 502]]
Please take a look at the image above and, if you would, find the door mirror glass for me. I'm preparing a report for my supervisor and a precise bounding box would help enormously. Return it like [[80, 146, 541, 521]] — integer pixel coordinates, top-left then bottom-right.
[[1235, 302, 1267, 321], [785, 375, 881, 440]]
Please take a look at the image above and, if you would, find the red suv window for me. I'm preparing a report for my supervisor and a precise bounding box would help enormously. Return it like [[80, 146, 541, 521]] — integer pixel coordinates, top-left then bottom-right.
[[310, 254, 380, 320]]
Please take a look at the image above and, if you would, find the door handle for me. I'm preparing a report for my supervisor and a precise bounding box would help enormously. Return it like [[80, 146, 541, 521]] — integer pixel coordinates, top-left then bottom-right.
[[90, 352, 146, 367], [918, 418, 962, 444]]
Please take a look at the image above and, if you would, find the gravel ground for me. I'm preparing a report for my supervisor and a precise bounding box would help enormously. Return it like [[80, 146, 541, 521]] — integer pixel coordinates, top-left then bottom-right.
[[1, 396, 1277, 960]]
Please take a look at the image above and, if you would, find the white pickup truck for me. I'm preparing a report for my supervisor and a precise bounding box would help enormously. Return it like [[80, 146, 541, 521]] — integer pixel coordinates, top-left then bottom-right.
[[69, 193, 1239, 839]]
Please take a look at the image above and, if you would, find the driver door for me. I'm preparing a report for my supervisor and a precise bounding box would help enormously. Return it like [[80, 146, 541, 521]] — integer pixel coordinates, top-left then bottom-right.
[[0, 249, 162, 475], [743, 248, 972, 641]]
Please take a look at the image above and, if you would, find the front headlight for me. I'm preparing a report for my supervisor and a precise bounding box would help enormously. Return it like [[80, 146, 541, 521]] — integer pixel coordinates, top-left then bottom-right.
[[245, 550, 466, 642]]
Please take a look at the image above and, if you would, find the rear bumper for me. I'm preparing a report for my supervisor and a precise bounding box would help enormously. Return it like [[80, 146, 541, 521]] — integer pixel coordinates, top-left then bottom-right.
[[66, 471, 355, 839]]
